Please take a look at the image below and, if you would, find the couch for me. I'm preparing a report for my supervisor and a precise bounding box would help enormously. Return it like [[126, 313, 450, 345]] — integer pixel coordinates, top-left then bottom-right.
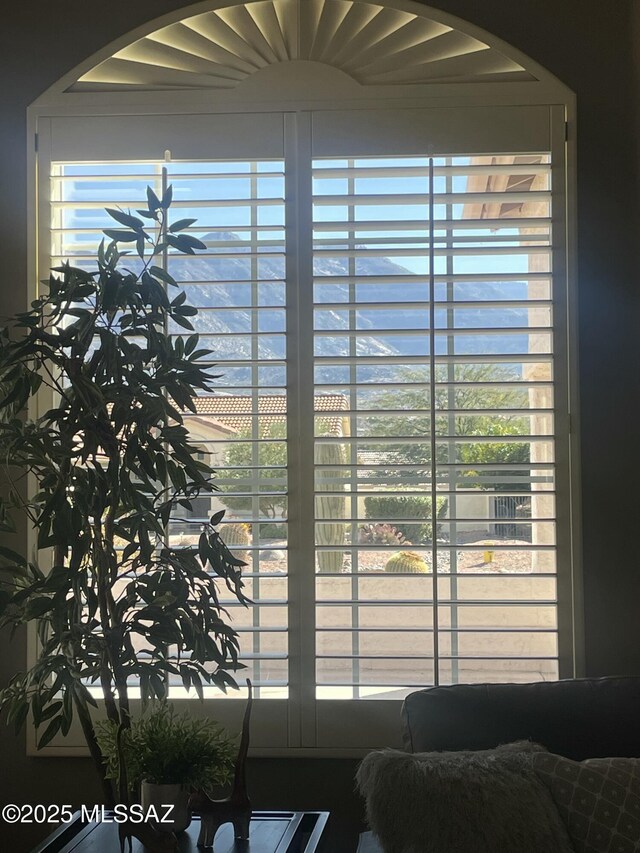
[[401, 675, 640, 759], [357, 676, 640, 853]]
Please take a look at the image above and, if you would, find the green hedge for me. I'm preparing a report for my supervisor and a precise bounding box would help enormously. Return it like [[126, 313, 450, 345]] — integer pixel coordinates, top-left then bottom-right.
[[364, 495, 448, 543]]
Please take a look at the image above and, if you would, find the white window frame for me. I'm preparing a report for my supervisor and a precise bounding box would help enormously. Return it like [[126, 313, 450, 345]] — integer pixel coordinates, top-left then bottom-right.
[[26, 6, 581, 758]]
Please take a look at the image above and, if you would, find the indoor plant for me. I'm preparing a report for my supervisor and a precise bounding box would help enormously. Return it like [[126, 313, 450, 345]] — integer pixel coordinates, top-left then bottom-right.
[[96, 702, 236, 832], [0, 187, 248, 807]]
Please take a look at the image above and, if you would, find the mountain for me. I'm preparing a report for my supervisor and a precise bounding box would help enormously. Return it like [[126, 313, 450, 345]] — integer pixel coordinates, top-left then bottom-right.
[[167, 232, 531, 367]]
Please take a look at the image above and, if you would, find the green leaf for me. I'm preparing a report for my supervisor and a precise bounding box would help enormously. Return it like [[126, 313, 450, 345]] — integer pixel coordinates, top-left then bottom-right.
[[13, 700, 29, 734], [191, 671, 204, 701], [0, 590, 11, 617], [215, 669, 239, 690], [169, 218, 197, 233], [60, 688, 73, 736], [210, 510, 226, 526], [105, 209, 145, 231], [147, 186, 162, 212], [184, 334, 198, 355], [103, 229, 139, 243], [149, 673, 167, 700], [180, 666, 192, 691], [161, 185, 173, 210], [37, 715, 63, 749], [25, 597, 53, 619], [31, 692, 43, 728], [169, 234, 207, 254], [177, 305, 197, 317], [136, 208, 158, 221], [45, 672, 65, 703], [0, 545, 28, 566], [0, 375, 29, 411], [171, 315, 194, 331], [74, 682, 98, 709], [149, 266, 178, 288], [39, 701, 63, 723]]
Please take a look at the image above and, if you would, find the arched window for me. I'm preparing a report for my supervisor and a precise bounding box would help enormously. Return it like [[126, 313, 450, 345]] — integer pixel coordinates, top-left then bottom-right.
[[29, 0, 578, 754]]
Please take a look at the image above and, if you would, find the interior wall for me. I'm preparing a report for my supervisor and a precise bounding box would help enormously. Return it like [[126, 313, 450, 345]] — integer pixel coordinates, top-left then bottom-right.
[[0, 2, 638, 851]]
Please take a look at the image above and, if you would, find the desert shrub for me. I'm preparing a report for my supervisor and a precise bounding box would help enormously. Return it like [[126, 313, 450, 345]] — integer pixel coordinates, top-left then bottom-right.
[[364, 495, 448, 543], [260, 522, 287, 540]]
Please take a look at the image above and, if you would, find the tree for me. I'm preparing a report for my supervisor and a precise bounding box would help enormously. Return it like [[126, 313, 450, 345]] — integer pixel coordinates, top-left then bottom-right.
[[364, 363, 530, 476], [0, 188, 248, 805], [218, 422, 348, 572], [218, 421, 287, 525]]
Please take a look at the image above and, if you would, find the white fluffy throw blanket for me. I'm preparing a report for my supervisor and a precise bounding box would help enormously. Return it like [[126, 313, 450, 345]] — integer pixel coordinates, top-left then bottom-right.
[[356, 745, 575, 853]]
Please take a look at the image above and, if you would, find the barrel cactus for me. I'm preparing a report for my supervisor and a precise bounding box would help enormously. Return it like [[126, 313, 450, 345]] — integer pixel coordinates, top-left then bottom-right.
[[222, 522, 251, 567], [384, 551, 430, 574]]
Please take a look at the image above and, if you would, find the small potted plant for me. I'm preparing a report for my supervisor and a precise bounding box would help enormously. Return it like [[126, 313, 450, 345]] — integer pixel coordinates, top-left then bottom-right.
[[97, 703, 236, 833]]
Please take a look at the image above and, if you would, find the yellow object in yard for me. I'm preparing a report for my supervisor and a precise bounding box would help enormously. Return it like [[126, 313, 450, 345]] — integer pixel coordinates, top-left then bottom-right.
[[483, 549, 495, 564]]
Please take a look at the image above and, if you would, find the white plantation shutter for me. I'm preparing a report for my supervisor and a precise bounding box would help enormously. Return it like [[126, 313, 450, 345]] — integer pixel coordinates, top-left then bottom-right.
[[47, 113, 284, 162], [40, 103, 572, 750], [311, 152, 559, 703], [49, 156, 289, 702]]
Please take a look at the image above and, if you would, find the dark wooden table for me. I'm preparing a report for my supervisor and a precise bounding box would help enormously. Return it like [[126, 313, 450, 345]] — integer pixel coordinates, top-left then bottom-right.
[[33, 811, 329, 853]]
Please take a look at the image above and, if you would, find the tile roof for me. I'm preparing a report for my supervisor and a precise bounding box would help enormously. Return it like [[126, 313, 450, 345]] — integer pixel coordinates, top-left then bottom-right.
[[191, 393, 348, 436]]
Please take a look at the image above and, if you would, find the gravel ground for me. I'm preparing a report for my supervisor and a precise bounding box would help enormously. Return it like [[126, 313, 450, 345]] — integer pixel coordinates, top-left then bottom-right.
[[347, 540, 537, 574], [251, 538, 540, 575]]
